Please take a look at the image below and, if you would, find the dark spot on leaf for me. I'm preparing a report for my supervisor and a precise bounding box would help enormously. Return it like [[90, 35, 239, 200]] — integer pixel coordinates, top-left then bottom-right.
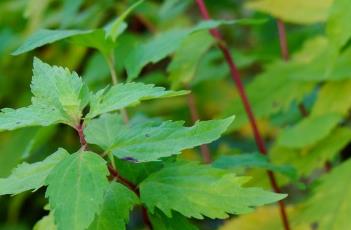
[[145, 133, 150, 138], [122, 157, 138, 163], [16, 121, 21, 125]]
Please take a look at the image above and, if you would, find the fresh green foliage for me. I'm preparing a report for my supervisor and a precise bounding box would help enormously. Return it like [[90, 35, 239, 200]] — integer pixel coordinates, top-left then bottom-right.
[[168, 31, 214, 89], [88, 182, 139, 230], [86, 82, 188, 119], [45, 151, 109, 230], [85, 113, 235, 162], [326, 0, 351, 49], [277, 114, 341, 148], [297, 159, 351, 230], [2, 0, 351, 229], [12, 29, 91, 55], [140, 162, 286, 218], [125, 19, 265, 81], [271, 127, 351, 177], [0, 148, 68, 195], [0, 58, 89, 130]]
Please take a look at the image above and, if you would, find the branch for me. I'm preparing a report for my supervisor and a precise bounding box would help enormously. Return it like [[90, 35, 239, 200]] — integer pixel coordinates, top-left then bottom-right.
[[276, 19, 309, 118], [105, 53, 129, 123], [194, 1, 291, 229], [76, 122, 87, 150], [107, 164, 153, 229]]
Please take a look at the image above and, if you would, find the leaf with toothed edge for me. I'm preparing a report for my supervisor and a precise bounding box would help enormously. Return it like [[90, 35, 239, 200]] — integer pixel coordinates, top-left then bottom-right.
[[140, 162, 287, 219], [45, 151, 109, 230], [84, 113, 235, 162]]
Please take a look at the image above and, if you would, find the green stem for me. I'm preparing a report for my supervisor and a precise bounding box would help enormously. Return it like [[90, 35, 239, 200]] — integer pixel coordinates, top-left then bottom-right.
[[105, 53, 129, 123]]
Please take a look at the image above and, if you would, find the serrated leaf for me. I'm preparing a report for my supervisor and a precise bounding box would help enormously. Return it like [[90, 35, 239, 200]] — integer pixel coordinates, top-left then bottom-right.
[[277, 113, 341, 148], [150, 210, 198, 230], [45, 151, 109, 230], [326, 0, 351, 49], [311, 80, 351, 116], [168, 31, 213, 89], [85, 114, 234, 162], [0, 148, 69, 195], [86, 82, 188, 119], [0, 58, 89, 131], [297, 159, 351, 230], [125, 19, 264, 81], [140, 162, 286, 219], [245, 0, 333, 24], [213, 153, 297, 180], [12, 29, 91, 55], [88, 182, 139, 230]]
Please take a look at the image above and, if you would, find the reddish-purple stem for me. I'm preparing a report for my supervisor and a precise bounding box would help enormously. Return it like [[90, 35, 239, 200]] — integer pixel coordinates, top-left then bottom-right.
[[76, 122, 87, 150], [277, 19, 308, 118], [194, 1, 291, 230], [276, 19, 290, 61], [75, 122, 152, 228], [107, 165, 153, 229]]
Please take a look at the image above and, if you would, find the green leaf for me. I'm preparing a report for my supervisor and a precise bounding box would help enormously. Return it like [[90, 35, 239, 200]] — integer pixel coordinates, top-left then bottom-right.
[[326, 0, 351, 49], [31, 58, 89, 125], [0, 148, 69, 195], [0, 58, 89, 131], [271, 127, 351, 177], [125, 19, 264, 81], [85, 114, 234, 162], [88, 182, 139, 230], [70, 29, 114, 56], [297, 159, 351, 230], [105, 0, 144, 42], [150, 210, 198, 230], [114, 158, 163, 184], [245, 0, 333, 24], [222, 60, 314, 130], [213, 153, 297, 180], [140, 162, 286, 219], [168, 31, 213, 89], [311, 80, 351, 116], [12, 29, 91, 55], [86, 82, 188, 119], [277, 113, 341, 148], [46, 151, 109, 230]]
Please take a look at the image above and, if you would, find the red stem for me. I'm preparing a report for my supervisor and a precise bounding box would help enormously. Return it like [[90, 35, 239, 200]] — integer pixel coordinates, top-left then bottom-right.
[[76, 123, 87, 150], [107, 165, 153, 229], [276, 19, 289, 61], [277, 19, 308, 118], [194, 1, 290, 229]]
